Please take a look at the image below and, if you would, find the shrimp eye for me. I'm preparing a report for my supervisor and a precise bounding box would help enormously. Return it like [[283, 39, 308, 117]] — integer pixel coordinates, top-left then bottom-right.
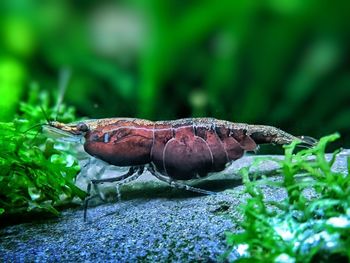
[[77, 122, 89, 132]]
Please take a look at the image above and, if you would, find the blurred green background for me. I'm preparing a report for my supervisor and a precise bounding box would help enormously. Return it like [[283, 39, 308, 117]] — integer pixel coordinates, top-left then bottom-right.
[[1, 0, 349, 149]]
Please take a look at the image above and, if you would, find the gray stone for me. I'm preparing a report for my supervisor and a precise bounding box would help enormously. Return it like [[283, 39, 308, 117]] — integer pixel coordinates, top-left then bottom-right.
[[0, 150, 348, 262]]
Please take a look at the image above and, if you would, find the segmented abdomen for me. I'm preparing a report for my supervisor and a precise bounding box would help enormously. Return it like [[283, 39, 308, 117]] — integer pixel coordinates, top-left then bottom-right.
[[83, 118, 257, 180], [151, 118, 257, 180]]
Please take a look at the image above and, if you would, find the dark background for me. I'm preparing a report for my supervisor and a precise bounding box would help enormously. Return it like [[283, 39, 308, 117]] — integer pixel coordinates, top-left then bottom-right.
[[1, 0, 349, 151]]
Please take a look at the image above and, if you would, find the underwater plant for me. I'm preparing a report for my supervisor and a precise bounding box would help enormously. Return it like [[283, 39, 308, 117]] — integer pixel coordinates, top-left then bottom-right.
[[0, 87, 85, 217], [226, 133, 350, 262]]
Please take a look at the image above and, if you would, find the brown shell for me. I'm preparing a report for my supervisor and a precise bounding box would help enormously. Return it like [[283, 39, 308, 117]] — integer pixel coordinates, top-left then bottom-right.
[[83, 118, 257, 180]]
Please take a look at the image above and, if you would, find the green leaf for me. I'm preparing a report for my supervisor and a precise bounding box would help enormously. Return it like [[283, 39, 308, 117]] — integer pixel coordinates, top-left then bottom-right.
[[226, 134, 349, 262], [28, 186, 42, 201], [0, 88, 82, 217]]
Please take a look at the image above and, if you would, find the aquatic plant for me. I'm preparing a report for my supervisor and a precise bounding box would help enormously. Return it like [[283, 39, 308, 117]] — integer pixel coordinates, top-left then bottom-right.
[[226, 133, 350, 262], [0, 87, 85, 216], [2, 1, 350, 151]]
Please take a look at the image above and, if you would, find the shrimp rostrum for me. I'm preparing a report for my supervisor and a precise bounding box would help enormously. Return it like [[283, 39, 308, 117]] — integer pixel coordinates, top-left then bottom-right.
[[48, 117, 317, 220]]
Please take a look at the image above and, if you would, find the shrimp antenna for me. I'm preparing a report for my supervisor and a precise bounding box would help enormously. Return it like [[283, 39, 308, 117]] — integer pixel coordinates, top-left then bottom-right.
[[39, 105, 51, 125], [55, 67, 71, 121], [22, 123, 46, 134], [22, 123, 48, 147], [20, 105, 51, 137]]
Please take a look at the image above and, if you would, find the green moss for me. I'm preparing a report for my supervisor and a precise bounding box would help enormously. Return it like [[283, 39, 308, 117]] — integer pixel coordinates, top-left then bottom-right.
[[0, 88, 85, 216], [226, 134, 350, 262]]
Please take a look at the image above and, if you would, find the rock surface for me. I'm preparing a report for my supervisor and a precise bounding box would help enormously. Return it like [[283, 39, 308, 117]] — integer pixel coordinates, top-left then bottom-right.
[[0, 151, 349, 262]]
